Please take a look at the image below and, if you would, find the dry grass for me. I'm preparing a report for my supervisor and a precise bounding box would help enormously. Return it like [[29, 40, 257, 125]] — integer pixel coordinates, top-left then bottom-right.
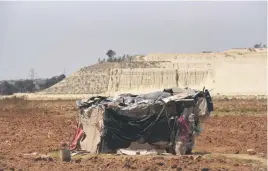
[[0, 92, 266, 101], [0, 93, 266, 115]]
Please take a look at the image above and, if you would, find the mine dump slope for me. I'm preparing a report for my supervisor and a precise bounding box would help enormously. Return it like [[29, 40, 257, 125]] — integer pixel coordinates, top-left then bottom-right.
[[43, 48, 267, 96]]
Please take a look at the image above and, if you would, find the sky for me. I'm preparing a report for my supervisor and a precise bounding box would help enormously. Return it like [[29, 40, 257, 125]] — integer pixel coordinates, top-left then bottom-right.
[[0, 1, 267, 80]]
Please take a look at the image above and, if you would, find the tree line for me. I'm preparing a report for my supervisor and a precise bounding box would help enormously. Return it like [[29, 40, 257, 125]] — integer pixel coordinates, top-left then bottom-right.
[[98, 50, 137, 63], [254, 43, 266, 48], [100, 45, 267, 63], [0, 74, 65, 95]]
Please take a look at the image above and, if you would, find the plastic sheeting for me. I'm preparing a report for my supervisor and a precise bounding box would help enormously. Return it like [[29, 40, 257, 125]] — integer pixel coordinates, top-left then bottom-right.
[[70, 87, 213, 155]]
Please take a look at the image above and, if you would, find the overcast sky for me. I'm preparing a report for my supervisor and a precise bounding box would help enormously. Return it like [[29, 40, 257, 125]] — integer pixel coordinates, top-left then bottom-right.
[[0, 1, 267, 80]]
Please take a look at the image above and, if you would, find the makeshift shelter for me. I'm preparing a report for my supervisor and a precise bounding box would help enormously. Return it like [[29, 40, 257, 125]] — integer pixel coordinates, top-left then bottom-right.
[[69, 87, 213, 155]]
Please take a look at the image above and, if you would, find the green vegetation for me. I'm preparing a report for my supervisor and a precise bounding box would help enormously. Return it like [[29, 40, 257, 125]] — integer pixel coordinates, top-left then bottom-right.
[[98, 49, 143, 63], [0, 74, 66, 95]]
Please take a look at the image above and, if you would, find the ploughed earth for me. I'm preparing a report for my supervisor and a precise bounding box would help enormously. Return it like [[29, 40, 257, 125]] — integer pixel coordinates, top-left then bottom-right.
[[0, 97, 267, 171]]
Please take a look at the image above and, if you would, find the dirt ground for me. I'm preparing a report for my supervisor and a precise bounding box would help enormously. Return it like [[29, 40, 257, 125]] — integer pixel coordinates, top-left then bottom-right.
[[0, 97, 267, 171]]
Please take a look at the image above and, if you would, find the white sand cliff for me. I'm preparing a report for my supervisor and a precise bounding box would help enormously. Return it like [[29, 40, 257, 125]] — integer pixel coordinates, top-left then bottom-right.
[[38, 48, 267, 97]]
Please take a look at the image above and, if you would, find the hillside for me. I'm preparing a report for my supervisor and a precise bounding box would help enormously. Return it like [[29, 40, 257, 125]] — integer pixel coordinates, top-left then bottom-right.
[[43, 48, 267, 96]]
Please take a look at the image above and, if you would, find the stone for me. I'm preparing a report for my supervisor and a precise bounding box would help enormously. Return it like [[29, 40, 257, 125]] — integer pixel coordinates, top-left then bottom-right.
[[247, 149, 256, 155], [234, 150, 239, 154], [34, 155, 53, 162], [201, 168, 210, 171], [41, 155, 53, 161], [23, 152, 37, 156], [74, 158, 81, 163], [156, 162, 164, 166], [194, 155, 202, 161], [152, 156, 164, 160], [170, 164, 177, 169], [177, 167, 182, 171], [34, 157, 42, 161]]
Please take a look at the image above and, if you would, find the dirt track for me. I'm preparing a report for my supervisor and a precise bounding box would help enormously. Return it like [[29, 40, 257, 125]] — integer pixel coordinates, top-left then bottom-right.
[[0, 98, 267, 171]]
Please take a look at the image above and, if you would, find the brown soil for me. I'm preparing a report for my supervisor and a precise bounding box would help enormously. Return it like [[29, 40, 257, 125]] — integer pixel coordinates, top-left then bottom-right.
[[196, 115, 267, 155], [0, 98, 267, 171]]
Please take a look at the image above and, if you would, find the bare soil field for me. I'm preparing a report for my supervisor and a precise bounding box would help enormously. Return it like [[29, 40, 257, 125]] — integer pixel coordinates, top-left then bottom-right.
[[0, 98, 267, 171]]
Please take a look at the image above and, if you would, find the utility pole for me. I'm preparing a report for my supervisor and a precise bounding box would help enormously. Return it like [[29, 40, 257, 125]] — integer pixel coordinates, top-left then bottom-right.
[[29, 68, 35, 80]]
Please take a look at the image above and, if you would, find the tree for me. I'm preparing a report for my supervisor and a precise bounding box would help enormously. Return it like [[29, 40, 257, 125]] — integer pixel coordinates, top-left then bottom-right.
[[254, 43, 262, 48], [117, 56, 122, 62], [24, 80, 35, 92], [14, 80, 25, 92], [0, 81, 18, 95], [122, 55, 126, 61], [202, 51, 212, 53], [106, 50, 116, 59], [58, 74, 66, 81], [263, 44, 267, 48]]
